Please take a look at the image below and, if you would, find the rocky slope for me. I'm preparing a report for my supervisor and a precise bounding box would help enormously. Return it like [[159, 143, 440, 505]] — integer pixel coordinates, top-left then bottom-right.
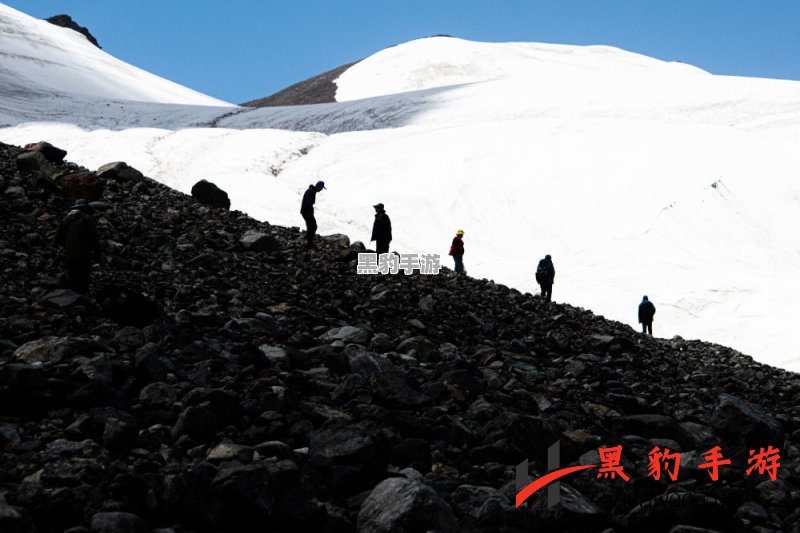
[[241, 62, 357, 107], [1, 140, 799, 533]]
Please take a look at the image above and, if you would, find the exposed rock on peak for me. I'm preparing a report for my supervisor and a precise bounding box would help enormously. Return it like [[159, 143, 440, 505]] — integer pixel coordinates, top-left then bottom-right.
[[46, 14, 101, 49], [242, 61, 358, 107]]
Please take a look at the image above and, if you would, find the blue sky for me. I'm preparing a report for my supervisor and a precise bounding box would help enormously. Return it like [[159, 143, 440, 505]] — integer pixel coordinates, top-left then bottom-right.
[[5, 1, 800, 104]]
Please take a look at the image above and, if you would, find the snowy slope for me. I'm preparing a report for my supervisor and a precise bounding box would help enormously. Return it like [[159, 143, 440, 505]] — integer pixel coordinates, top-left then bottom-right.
[[0, 3, 230, 109], [333, 37, 709, 101], [1, 25, 800, 371]]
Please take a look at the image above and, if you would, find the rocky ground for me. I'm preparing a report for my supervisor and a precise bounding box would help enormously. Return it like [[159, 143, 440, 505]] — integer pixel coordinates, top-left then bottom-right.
[[1, 140, 799, 533]]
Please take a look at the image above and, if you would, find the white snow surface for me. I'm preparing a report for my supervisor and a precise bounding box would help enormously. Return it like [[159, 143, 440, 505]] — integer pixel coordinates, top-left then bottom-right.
[[0, 3, 230, 107], [1, 25, 800, 372]]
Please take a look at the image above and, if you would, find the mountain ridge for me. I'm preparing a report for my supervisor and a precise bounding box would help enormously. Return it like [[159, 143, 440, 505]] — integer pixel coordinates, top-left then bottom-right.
[[242, 61, 359, 107]]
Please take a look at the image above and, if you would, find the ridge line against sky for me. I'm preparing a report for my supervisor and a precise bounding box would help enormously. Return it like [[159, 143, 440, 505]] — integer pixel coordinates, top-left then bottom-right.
[[3, 0, 799, 104]]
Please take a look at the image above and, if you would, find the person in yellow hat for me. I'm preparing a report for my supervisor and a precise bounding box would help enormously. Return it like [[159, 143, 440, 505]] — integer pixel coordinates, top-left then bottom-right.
[[449, 229, 465, 273]]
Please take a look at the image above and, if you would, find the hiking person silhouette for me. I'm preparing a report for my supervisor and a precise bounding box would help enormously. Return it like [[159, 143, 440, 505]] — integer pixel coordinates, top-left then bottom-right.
[[535, 254, 555, 301], [639, 295, 656, 335], [300, 180, 325, 249], [449, 229, 465, 273], [371, 203, 392, 255]]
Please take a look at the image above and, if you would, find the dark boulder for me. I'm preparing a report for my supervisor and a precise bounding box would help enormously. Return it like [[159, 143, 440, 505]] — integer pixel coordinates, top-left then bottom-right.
[[239, 230, 278, 252], [191, 180, 230, 210], [16, 152, 50, 174], [711, 394, 783, 450], [23, 141, 67, 163], [357, 477, 458, 533], [89, 512, 145, 533], [60, 172, 103, 201], [96, 162, 143, 182], [347, 351, 428, 408], [46, 15, 101, 48], [98, 286, 160, 328]]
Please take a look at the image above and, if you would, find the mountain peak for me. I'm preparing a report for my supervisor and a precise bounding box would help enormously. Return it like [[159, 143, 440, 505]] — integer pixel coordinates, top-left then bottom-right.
[[46, 14, 101, 49], [0, 3, 230, 107]]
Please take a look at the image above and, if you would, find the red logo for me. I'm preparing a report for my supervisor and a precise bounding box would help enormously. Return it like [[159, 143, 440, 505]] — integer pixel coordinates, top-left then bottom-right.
[[516, 444, 780, 508]]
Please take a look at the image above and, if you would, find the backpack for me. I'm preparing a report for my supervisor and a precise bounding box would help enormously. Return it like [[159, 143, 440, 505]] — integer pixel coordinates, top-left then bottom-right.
[[535, 261, 547, 283]]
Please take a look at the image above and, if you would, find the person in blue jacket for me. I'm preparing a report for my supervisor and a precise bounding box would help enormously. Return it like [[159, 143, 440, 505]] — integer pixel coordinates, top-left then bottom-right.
[[638, 295, 656, 335]]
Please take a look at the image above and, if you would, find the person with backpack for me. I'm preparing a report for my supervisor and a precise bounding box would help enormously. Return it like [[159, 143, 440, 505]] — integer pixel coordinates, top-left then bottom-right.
[[535, 254, 555, 301], [449, 229, 465, 273], [638, 295, 656, 335], [371, 203, 392, 254], [300, 180, 325, 249], [55, 199, 99, 293]]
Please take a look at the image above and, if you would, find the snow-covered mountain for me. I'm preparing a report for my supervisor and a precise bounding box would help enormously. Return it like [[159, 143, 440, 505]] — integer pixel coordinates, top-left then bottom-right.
[[2, 2, 800, 371], [0, 2, 230, 124]]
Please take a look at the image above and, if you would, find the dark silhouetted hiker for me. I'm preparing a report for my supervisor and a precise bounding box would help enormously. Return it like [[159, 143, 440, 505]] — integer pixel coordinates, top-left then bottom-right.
[[639, 295, 656, 335], [449, 229, 465, 273], [371, 203, 392, 255], [55, 199, 99, 293], [535, 254, 555, 301], [300, 180, 325, 249]]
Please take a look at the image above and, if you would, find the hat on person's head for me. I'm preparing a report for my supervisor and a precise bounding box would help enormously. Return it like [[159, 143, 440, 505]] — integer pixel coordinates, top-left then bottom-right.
[[456, 229, 464, 235], [315, 180, 326, 189], [642, 295, 649, 301], [373, 203, 384, 210], [545, 254, 551, 260]]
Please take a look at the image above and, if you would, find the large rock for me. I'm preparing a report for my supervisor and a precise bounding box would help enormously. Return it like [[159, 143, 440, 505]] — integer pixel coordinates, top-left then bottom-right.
[[450, 484, 513, 525], [321, 325, 372, 345], [0, 492, 32, 533], [347, 351, 428, 408], [191, 180, 230, 210], [325, 234, 350, 248], [15, 151, 52, 174], [172, 402, 219, 441], [711, 393, 783, 449], [89, 512, 145, 533], [357, 477, 458, 533], [46, 15, 101, 48], [61, 171, 103, 200], [207, 441, 254, 463], [96, 162, 143, 182], [396, 335, 436, 361], [37, 289, 85, 308], [138, 382, 177, 408], [24, 141, 67, 163], [98, 286, 160, 328], [309, 421, 380, 467], [134, 343, 174, 382], [13, 336, 86, 366], [103, 417, 136, 450], [239, 230, 278, 252]]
